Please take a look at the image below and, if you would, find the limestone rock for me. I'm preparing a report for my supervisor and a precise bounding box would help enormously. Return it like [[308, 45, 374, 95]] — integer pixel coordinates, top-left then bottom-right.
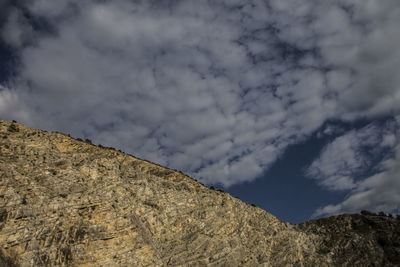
[[0, 120, 399, 266]]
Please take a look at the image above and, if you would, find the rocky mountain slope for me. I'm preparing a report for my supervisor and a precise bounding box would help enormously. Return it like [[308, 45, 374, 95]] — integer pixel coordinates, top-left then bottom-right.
[[0, 120, 399, 266]]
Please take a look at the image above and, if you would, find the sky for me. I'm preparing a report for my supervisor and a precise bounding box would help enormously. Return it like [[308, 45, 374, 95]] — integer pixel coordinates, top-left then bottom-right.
[[0, 0, 399, 223]]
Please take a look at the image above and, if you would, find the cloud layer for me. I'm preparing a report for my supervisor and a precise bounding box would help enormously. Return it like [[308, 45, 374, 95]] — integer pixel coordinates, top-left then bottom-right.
[[307, 121, 398, 191], [1, 0, 400, 214], [312, 118, 400, 217]]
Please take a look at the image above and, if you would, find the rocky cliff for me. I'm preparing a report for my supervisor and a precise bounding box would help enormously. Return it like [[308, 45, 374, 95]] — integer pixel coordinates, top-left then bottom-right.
[[0, 120, 399, 266]]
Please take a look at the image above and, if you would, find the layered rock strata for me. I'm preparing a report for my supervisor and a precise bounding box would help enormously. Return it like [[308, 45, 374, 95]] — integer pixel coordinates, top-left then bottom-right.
[[0, 120, 399, 266]]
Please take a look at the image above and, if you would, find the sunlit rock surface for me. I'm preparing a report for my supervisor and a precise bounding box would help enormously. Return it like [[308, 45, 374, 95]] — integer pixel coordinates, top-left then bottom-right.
[[0, 120, 399, 266]]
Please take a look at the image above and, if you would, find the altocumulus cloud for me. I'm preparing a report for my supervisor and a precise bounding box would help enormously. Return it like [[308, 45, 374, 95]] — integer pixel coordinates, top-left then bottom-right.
[[311, 117, 400, 217], [1, 0, 400, 215], [307, 121, 399, 192]]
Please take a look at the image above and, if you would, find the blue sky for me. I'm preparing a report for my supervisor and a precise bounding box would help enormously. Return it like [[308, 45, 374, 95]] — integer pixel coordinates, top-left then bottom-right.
[[1, 0, 399, 223]]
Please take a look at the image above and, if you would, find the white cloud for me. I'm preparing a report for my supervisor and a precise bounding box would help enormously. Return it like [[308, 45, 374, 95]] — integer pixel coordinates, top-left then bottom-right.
[[314, 144, 400, 217], [310, 121, 400, 217], [307, 133, 360, 191], [316, 124, 345, 139], [317, 1, 400, 120], [307, 122, 398, 191], [381, 134, 397, 148], [0, 86, 31, 123], [1, 7, 33, 48]]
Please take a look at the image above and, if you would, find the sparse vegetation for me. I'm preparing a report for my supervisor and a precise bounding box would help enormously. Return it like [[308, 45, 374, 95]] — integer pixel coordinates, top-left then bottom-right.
[[361, 210, 375, 216], [209, 186, 215, 190], [360, 210, 396, 218], [7, 123, 19, 133], [84, 138, 92, 144]]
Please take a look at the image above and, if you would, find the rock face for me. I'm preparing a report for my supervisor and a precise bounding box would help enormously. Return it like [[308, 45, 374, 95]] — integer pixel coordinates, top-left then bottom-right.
[[0, 119, 399, 266]]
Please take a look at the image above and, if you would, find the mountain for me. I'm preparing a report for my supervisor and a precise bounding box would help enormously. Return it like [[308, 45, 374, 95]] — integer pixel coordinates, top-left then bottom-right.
[[0, 119, 399, 266]]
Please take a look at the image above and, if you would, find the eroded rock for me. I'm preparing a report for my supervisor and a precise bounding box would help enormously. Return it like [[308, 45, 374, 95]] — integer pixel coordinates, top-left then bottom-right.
[[0, 120, 399, 266]]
